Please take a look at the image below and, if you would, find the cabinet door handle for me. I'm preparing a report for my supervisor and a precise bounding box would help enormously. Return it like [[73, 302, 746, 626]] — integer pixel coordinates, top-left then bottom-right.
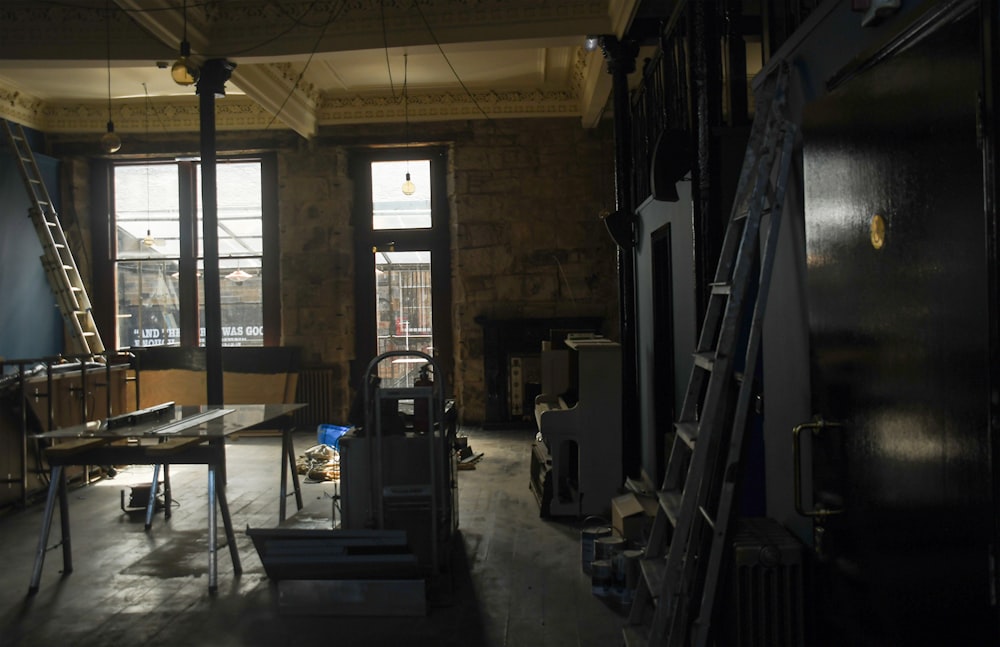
[[793, 417, 844, 517]]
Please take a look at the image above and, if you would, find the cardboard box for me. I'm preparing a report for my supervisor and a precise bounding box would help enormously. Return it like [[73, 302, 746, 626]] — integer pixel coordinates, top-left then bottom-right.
[[611, 492, 657, 544]]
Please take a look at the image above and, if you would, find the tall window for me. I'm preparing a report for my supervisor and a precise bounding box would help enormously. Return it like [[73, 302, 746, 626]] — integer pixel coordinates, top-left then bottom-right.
[[352, 149, 451, 391], [112, 158, 273, 349]]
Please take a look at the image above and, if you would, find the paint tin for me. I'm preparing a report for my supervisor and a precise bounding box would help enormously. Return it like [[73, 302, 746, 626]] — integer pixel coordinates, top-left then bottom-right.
[[613, 549, 643, 610], [595, 535, 626, 562], [591, 559, 613, 598], [581, 526, 612, 574]]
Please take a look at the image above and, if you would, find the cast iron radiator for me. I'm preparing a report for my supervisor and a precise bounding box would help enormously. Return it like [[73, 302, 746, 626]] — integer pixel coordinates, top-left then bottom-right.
[[294, 366, 340, 429], [723, 517, 804, 647]]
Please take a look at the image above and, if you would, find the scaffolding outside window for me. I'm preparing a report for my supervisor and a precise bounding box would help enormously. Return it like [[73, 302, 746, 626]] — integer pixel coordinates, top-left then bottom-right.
[[112, 160, 265, 349]]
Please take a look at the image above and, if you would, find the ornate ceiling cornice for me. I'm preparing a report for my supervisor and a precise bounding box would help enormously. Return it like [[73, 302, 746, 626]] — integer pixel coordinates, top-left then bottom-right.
[[317, 89, 581, 125], [0, 86, 45, 131], [0, 78, 587, 135]]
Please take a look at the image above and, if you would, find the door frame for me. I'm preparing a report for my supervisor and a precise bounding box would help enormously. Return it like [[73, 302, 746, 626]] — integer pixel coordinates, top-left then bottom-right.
[[350, 146, 452, 394]]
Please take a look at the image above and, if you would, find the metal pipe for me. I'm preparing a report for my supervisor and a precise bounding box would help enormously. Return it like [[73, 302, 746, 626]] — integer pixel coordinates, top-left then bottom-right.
[[599, 35, 642, 479], [196, 59, 235, 406]]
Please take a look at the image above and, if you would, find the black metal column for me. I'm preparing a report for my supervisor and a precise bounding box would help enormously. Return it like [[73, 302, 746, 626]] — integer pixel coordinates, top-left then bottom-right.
[[196, 59, 235, 405], [980, 0, 1000, 633], [600, 36, 641, 480]]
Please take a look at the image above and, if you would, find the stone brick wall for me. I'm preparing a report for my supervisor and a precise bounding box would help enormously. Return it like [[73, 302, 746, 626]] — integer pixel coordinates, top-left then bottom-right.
[[56, 116, 618, 425], [447, 118, 619, 423]]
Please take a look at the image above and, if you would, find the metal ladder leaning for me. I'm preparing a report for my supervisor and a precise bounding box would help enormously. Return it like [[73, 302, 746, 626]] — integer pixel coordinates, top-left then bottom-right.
[[3, 119, 105, 357], [623, 62, 796, 647]]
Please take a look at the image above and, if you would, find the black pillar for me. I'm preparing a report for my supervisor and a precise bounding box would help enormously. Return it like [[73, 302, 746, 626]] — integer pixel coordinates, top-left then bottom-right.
[[599, 36, 641, 481], [196, 59, 236, 405]]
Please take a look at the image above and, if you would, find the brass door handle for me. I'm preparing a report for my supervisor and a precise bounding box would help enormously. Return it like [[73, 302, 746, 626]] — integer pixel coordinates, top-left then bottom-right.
[[793, 417, 844, 517]]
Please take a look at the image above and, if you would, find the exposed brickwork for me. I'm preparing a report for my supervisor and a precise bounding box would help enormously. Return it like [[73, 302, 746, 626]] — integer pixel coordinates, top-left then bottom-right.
[[56, 116, 617, 425]]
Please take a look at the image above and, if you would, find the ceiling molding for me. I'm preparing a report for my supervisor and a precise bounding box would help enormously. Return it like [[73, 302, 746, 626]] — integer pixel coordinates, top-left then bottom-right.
[[317, 89, 581, 126], [0, 85, 45, 131], [0, 88, 278, 136], [579, 48, 612, 128], [231, 64, 317, 139]]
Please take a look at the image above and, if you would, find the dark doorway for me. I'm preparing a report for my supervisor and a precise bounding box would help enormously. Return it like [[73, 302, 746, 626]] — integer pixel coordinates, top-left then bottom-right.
[[650, 223, 675, 484]]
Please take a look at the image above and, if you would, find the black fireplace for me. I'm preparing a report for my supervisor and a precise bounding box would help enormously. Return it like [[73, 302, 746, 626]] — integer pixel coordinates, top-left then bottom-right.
[[476, 316, 602, 428]]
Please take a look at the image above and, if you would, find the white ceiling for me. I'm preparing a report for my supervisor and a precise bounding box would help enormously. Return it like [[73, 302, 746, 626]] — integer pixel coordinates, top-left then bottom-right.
[[0, 0, 648, 139]]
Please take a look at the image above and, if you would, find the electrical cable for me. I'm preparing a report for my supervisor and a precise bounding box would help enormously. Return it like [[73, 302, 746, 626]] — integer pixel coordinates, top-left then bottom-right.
[[380, 0, 399, 101], [263, 0, 347, 131], [409, 0, 498, 125]]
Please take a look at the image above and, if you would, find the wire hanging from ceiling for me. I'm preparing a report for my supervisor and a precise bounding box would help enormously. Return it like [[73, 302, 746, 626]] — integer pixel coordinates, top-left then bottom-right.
[[100, 0, 122, 154], [380, 0, 398, 101], [142, 82, 156, 248], [263, 0, 346, 131], [409, 0, 497, 124]]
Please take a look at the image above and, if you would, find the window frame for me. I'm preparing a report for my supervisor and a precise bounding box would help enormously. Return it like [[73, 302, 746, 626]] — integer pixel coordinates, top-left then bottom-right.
[[91, 154, 280, 350], [350, 146, 452, 392]]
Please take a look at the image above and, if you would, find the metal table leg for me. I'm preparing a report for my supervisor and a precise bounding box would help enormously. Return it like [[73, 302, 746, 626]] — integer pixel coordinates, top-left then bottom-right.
[[207, 451, 241, 594], [145, 463, 161, 530], [29, 466, 69, 595], [163, 464, 172, 520], [279, 426, 303, 521]]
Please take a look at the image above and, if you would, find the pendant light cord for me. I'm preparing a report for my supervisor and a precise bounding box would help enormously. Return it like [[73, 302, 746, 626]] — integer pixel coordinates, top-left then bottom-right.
[[105, 0, 112, 121], [403, 52, 409, 150]]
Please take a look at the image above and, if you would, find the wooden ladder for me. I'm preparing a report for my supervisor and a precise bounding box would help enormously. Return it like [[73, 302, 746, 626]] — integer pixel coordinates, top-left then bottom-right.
[[3, 119, 105, 357], [623, 62, 796, 647]]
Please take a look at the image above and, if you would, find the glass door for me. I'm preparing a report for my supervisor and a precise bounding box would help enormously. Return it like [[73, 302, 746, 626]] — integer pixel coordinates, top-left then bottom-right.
[[375, 249, 432, 387], [352, 149, 451, 392]]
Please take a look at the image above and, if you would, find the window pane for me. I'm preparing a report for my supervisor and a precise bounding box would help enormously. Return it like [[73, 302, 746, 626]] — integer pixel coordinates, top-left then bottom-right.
[[196, 258, 264, 347], [375, 250, 432, 387], [113, 159, 266, 350], [116, 260, 181, 348], [372, 160, 431, 230], [197, 161, 264, 257], [114, 164, 180, 258]]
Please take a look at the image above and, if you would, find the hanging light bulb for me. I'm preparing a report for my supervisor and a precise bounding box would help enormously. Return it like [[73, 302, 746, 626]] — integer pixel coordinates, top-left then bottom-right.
[[172, 40, 199, 86], [402, 172, 416, 196], [101, 121, 122, 154], [171, 0, 199, 86], [100, 1, 121, 154], [143, 229, 156, 247]]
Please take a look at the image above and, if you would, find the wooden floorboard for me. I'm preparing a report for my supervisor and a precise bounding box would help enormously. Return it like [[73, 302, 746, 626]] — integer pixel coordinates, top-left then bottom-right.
[[0, 427, 626, 647]]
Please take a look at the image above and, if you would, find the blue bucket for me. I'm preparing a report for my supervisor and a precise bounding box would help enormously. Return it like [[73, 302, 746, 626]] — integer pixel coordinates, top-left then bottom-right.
[[317, 424, 350, 449]]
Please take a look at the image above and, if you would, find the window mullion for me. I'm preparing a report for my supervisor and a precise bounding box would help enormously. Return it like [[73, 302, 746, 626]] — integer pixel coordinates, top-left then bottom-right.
[[178, 161, 199, 347]]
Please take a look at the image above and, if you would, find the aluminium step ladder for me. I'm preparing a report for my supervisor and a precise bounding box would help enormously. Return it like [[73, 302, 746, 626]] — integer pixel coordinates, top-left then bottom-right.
[[623, 62, 796, 647], [3, 119, 105, 357]]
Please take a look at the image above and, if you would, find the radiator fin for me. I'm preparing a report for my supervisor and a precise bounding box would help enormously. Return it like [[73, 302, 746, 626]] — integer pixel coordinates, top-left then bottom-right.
[[726, 518, 804, 647], [294, 367, 341, 429]]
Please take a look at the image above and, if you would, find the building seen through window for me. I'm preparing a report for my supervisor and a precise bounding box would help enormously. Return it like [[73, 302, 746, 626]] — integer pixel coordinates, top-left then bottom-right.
[[113, 160, 264, 349]]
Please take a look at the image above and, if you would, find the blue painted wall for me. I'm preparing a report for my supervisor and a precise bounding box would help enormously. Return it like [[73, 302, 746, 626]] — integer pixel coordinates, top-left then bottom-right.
[[0, 126, 62, 363]]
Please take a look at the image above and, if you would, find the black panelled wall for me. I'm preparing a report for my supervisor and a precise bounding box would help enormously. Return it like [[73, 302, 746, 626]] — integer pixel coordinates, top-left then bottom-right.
[[802, 10, 993, 646]]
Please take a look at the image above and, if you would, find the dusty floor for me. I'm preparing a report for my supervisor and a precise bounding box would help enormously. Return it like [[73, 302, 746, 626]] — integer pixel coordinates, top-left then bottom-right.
[[0, 427, 626, 647]]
